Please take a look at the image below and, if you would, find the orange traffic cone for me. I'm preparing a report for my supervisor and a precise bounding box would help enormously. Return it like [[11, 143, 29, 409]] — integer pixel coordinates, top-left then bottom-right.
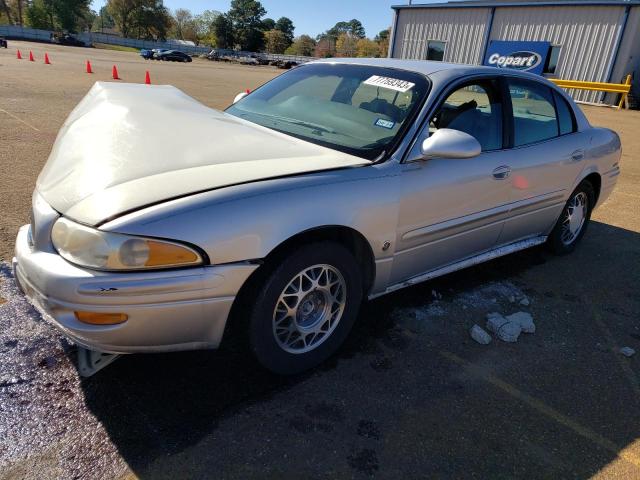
[[16, 50, 22, 59], [44, 53, 51, 65], [245, 89, 251, 94], [86, 60, 93, 74], [29, 51, 34, 61], [112, 65, 119, 80], [144, 70, 151, 85]]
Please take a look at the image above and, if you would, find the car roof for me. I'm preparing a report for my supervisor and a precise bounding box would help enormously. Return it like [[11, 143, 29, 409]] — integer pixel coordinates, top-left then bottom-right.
[[309, 57, 546, 81], [310, 57, 497, 75]]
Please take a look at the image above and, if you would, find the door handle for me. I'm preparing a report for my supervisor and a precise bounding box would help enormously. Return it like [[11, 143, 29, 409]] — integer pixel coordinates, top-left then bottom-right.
[[570, 150, 585, 162], [492, 165, 511, 180]]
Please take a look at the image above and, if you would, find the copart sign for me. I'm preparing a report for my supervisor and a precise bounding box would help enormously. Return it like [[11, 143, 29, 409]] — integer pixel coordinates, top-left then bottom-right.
[[483, 40, 550, 75]]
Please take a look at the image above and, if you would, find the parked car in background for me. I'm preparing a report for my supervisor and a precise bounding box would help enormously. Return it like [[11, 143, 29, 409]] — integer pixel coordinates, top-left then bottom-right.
[[154, 50, 192, 62], [0, 37, 7, 48], [13, 58, 620, 375], [50, 33, 85, 47], [139, 49, 154, 60]]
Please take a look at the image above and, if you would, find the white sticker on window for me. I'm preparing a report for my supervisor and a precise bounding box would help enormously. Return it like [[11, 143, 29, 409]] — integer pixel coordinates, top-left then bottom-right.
[[363, 75, 415, 93], [374, 118, 395, 129]]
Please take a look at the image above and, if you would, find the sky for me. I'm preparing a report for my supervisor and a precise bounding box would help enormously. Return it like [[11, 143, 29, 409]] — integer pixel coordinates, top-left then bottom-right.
[[91, 0, 413, 39]]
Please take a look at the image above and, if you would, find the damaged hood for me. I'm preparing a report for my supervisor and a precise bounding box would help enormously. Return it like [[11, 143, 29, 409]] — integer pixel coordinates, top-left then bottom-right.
[[37, 82, 368, 225]]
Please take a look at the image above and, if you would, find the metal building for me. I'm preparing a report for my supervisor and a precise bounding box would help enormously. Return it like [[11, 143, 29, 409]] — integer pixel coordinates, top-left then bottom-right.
[[389, 0, 640, 105]]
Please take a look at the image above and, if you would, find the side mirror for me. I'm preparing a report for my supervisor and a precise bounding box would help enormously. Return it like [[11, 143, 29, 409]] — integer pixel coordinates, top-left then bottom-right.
[[233, 91, 249, 104], [419, 128, 481, 160]]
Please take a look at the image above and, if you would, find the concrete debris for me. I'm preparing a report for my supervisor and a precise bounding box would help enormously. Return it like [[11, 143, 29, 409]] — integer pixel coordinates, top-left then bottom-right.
[[497, 321, 522, 343], [508, 295, 516, 303], [485, 312, 523, 343], [431, 289, 442, 300], [505, 312, 536, 334], [470, 324, 492, 345], [620, 347, 636, 357], [519, 297, 531, 306]]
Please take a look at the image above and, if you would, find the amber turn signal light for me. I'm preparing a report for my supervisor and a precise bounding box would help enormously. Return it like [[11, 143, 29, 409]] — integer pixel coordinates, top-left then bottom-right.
[[74, 311, 128, 325]]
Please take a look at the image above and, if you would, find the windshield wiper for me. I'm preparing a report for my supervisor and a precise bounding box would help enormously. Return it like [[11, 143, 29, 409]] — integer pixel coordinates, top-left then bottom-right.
[[243, 110, 340, 135]]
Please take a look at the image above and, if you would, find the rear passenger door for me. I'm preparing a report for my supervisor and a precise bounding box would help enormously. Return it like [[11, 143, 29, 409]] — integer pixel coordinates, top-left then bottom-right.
[[497, 78, 587, 245]]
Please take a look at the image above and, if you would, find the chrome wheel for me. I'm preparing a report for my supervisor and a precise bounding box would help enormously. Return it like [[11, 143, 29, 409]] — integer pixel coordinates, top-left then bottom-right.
[[272, 264, 346, 354], [561, 192, 588, 245]]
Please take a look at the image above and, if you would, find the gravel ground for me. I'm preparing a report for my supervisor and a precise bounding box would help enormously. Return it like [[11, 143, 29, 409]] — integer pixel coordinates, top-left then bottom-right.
[[1, 41, 639, 479]]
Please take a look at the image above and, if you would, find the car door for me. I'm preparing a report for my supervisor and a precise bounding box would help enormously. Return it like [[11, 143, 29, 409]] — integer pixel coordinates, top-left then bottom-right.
[[497, 78, 588, 245], [390, 78, 513, 284]]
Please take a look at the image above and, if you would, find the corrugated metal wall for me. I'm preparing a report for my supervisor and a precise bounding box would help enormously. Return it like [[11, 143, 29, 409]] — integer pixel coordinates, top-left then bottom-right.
[[393, 7, 491, 65], [490, 6, 625, 102]]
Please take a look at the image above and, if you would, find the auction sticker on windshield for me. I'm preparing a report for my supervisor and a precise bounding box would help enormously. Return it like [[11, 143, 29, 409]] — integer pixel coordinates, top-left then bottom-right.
[[363, 75, 415, 93]]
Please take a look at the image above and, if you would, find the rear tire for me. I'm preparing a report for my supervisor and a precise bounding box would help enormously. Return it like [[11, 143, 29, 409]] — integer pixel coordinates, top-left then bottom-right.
[[546, 180, 595, 254], [248, 242, 363, 375]]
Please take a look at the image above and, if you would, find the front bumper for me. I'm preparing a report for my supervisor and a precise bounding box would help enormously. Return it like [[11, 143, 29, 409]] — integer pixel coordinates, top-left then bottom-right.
[[13, 224, 258, 353]]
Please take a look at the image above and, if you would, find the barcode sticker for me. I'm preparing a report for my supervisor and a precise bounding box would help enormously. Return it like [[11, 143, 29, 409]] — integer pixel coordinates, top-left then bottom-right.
[[363, 75, 415, 93]]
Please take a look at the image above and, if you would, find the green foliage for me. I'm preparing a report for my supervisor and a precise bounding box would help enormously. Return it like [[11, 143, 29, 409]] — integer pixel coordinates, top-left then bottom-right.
[[25, 0, 52, 29], [325, 19, 365, 40], [212, 13, 233, 48], [274, 16, 294, 44], [261, 17, 274, 31], [106, 0, 171, 40], [285, 34, 316, 56], [263, 28, 288, 53], [227, 0, 266, 51], [91, 6, 115, 32], [24, 0, 92, 32]]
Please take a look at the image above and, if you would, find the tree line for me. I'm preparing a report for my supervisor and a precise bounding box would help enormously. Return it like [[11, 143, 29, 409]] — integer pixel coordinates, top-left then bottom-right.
[[0, 0, 390, 58]]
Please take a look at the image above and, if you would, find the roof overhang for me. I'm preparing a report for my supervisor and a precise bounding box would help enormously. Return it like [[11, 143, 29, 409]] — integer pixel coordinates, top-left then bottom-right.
[[392, 0, 640, 10]]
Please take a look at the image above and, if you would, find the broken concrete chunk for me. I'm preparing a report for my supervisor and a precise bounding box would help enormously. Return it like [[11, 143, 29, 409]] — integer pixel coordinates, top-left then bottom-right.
[[486, 312, 508, 334], [505, 311, 536, 334], [497, 321, 522, 343], [470, 324, 492, 345], [519, 297, 530, 306], [620, 347, 636, 357]]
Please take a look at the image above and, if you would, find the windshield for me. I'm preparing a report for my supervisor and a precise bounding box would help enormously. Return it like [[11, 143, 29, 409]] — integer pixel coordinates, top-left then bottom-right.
[[225, 63, 430, 160]]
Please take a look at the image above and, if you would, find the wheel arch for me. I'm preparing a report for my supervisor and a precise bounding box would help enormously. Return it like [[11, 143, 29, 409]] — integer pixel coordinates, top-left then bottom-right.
[[582, 172, 602, 205], [261, 225, 376, 296], [224, 225, 376, 347]]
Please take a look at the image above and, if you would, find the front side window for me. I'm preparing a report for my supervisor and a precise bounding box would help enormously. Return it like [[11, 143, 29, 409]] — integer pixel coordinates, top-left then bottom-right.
[[226, 64, 429, 160], [429, 80, 503, 151], [508, 79, 558, 146], [426, 40, 446, 61]]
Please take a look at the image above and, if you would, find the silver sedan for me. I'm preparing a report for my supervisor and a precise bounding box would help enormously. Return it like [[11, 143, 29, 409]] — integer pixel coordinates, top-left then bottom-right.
[[13, 58, 621, 374]]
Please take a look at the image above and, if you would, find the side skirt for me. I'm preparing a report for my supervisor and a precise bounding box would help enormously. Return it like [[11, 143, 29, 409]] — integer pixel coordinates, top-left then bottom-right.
[[369, 236, 547, 300]]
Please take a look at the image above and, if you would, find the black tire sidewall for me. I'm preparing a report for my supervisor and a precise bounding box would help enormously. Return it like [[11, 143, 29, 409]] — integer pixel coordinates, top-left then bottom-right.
[[249, 243, 363, 375], [548, 180, 595, 254]]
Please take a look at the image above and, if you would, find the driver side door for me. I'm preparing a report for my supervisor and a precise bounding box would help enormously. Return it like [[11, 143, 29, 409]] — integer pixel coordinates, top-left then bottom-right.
[[390, 78, 513, 284]]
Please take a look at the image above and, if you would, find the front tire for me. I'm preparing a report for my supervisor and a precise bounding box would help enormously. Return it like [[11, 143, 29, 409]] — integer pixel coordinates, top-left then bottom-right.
[[546, 180, 595, 254], [248, 242, 363, 375]]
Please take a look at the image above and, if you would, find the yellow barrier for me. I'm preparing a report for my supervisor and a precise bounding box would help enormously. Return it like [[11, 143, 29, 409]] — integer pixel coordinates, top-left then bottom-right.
[[550, 74, 632, 109]]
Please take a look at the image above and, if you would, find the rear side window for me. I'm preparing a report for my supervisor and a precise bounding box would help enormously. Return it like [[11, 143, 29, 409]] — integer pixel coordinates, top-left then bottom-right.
[[508, 79, 558, 147], [554, 91, 576, 135]]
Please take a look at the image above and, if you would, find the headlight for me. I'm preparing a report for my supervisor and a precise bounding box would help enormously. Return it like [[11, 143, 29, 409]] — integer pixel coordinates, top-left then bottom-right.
[[51, 217, 203, 271]]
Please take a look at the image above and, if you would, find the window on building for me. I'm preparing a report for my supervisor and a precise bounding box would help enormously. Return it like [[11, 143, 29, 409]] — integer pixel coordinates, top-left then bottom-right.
[[553, 91, 576, 135], [426, 40, 446, 61], [429, 80, 503, 151], [508, 79, 558, 146], [543, 45, 561, 75]]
